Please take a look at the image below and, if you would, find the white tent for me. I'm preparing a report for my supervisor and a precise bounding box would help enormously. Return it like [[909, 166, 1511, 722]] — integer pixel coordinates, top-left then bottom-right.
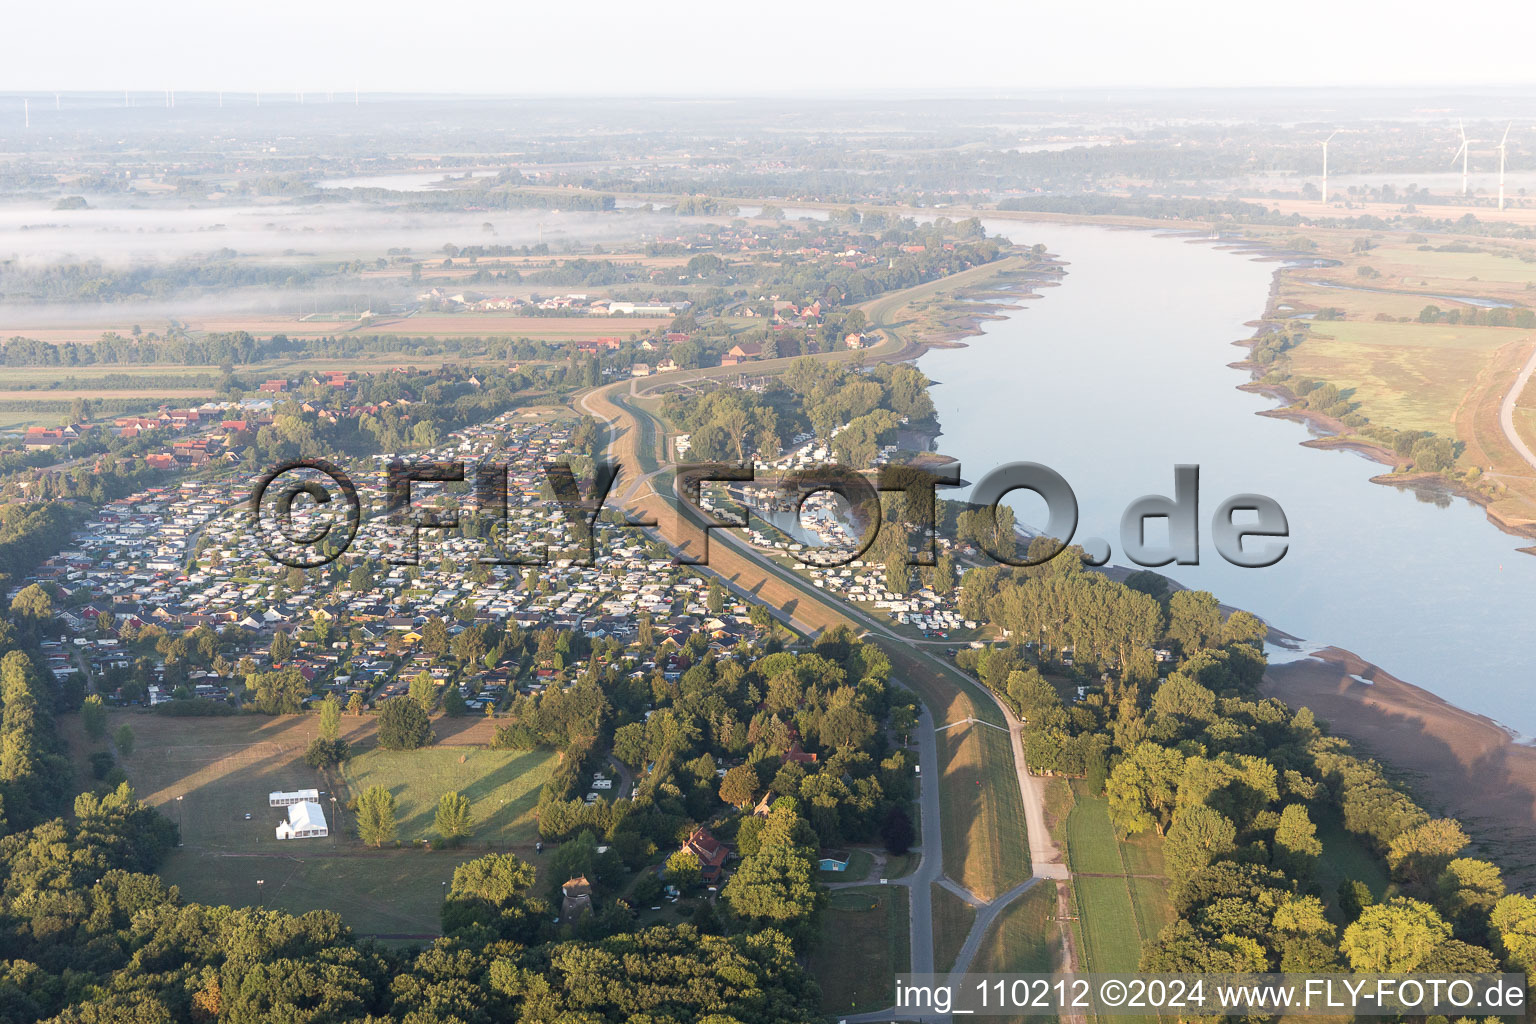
[[275, 801, 328, 840], [270, 788, 319, 807]]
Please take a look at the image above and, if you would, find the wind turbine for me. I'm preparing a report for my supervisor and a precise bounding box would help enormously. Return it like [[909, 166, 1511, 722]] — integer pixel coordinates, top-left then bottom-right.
[[1452, 120, 1471, 196], [1498, 123, 1513, 212], [1321, 131, 1338, 205]]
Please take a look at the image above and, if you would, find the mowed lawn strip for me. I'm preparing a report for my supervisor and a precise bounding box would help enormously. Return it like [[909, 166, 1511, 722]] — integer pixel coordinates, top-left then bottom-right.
[[813, 886, 911, 1015], [1071, 876, 1142, 972], [1064, 781, 1161, 978], [1063, 781, 1123, 876]]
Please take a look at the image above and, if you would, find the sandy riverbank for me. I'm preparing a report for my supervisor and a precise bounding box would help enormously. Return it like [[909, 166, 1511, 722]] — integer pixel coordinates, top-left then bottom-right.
[[1262, 647, 1536, 885]]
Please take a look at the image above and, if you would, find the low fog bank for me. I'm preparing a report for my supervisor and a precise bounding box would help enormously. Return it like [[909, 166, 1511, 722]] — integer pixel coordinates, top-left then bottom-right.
[[0, 201, 682, 268]]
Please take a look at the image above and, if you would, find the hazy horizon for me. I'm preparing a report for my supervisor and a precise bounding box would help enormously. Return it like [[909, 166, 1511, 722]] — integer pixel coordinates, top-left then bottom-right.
[[17, 1, 1536, 95]]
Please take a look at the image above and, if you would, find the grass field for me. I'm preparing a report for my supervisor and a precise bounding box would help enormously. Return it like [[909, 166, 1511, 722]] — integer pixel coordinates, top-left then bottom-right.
[[1064, 781, 1172, 976], [971, 882, 1062, 1024], [1348, 243, 1536, 290], [157, 845, 489, 936], [340, 746, 555, 845], [973, 881, 1059, 973], [812, 886, 910, 1016], [1287, 319, 1513, 437], [1281, 281, 1448, 320], [73, 711, 554, 936], [935, 720, 1031, 901], [1314, 818, 1391, 918], [932, 882, 978, 973]]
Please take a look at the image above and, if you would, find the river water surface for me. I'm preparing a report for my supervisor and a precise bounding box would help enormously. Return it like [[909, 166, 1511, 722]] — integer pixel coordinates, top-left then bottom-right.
[[917, 220, 1536, 733]]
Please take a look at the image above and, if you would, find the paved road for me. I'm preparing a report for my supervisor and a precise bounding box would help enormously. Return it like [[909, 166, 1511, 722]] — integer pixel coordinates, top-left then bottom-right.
[[604, 755, 633, 801], [1500, 340, 1536, 472], [907, 704, 942, 975], [573, 274, 1076, 1020]]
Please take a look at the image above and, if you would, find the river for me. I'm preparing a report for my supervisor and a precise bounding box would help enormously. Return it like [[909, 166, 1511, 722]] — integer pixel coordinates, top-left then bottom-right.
[[916, 220, 1536, 734]]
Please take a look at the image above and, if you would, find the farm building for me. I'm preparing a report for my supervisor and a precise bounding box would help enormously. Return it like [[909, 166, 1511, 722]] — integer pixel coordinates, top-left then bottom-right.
[[275, 801, 328, 840]]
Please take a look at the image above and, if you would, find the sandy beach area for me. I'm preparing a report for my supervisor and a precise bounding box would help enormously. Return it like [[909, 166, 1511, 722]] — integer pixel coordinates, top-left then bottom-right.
[[1263, 647, 1536, 885]]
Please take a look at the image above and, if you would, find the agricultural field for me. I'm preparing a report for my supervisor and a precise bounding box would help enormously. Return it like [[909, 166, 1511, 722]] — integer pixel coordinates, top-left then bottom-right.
[[0, 364, 221, 385], [66, 711, 554, 936], [1276, 281, 1432, 320], [1339, 242, 1536, 294], [812, 886, 910, 1016], [0, 312, 666, 345]]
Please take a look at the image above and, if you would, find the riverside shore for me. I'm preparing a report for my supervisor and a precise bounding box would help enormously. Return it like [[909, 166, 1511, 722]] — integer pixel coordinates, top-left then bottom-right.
[[878, 211, 1536, 878], [1262, 647, 1536, 885]]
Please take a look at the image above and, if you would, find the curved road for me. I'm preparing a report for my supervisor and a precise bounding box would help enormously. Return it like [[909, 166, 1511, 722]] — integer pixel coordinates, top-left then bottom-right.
[[1499, 340, 1536, 472], [574, 260, 1076, 1021]]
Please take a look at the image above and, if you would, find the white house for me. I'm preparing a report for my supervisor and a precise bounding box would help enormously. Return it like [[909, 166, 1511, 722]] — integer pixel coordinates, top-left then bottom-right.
[[270, 788, 320, 807], [275, 801, 328, 840]]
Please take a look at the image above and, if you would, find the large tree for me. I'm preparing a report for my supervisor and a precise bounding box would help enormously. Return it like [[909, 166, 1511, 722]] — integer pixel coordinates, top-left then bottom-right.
[[377, 696, 431, 750], [251, 667, 308, 715], [1106, 741, 1184, 836], [723, 844, 823, 944], [665, 850, 702, 890], [718, 764, 757, 809], [409, 671, 437, 713], [1341, 897, 1451, 972], [355, 785, 397, 847], [318, 693, 341, 741], [441, 852, 549, 942], [81, 694, 107, 740], [114, 724, 135, 758], [9, 583, 53, 626], [1163, 804, 1236, 879], [434, 791, 475, 846]]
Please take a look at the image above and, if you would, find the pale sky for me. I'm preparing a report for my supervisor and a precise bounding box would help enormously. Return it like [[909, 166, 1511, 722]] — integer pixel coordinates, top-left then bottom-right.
[[12, 0, 1536, 95]]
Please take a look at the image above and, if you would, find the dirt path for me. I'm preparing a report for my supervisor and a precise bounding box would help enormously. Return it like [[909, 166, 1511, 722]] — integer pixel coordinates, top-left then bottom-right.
[[1498, 339, 1536, 472]]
